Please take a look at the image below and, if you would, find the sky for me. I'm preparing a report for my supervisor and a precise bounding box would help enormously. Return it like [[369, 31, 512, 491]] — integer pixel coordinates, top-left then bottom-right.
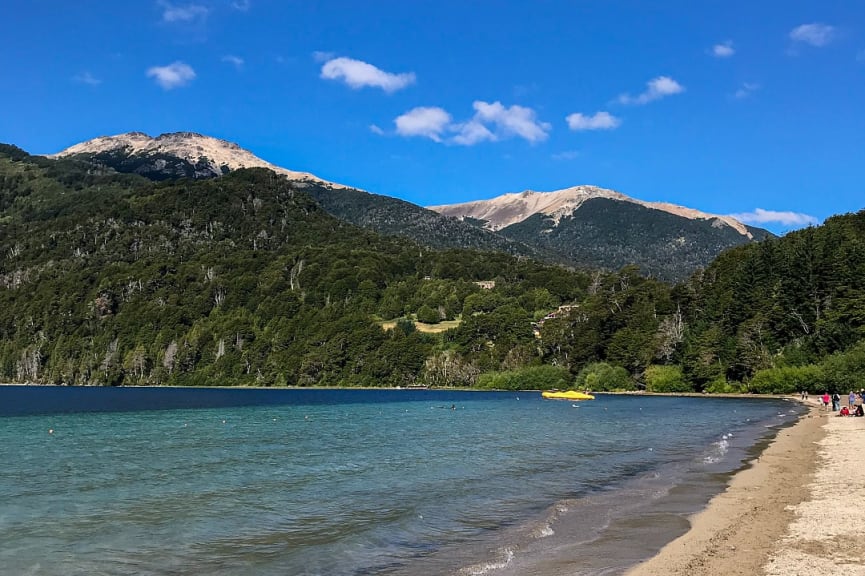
[[1, 1, 863, 234]]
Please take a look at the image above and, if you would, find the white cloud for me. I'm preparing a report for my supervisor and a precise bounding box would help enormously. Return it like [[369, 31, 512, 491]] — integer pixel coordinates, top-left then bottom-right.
[[222, 55, 244, 69], [733, 82, 760, 99], [790, 23, 835, 47], [231, 0, 250, 10], [618, 76, 685, 105], [222, 54, 246, 69], [712, 41, 735, 58], [394, 107, 452, 142], [159, 1, 208, 22], [452, 120, 496, 145], [146, 61, 196, 89], [728, 208, 818, 228], [394, 101, 550, 146], [369, 124, 385, 135], [566, 111, 621, 131], [73, 71, 102, 86], [552, 150, 580, 161], [471, 101, 551, 143], [321, 57, 415, 93]]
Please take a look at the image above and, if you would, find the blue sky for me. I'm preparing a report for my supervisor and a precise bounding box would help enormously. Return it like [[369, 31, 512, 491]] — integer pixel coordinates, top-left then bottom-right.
[[1, 1, 863, 233]]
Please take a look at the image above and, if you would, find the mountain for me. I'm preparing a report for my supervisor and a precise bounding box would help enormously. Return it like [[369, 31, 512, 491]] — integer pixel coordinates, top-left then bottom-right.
[[49, 132, 771, 280], [429, 187, 773, 280], [49, 132, 545, 260], [51, 131, 346, 187]]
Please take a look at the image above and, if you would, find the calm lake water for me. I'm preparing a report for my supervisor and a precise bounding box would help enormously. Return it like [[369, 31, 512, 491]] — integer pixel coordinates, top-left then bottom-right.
[[0, 386, 802, 575]]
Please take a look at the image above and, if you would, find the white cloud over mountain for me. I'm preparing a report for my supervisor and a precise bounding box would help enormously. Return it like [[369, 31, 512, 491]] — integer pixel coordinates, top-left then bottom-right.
[[618, 76, 685, 105], [393, 101, 550, 146], [566, 111, 621, 131], [729, 208, 818, 228], [146, 61, 196, 89], [321, 57, 415, 93], [394, 107, 452, 142]]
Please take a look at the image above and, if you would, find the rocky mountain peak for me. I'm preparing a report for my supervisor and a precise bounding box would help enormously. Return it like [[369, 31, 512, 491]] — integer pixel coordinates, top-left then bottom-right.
[[429, 185, 753, 238], [49, 132, 346, 188]]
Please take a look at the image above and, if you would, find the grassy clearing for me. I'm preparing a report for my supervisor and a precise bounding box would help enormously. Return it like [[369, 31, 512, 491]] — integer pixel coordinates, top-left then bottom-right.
[[379, 317, 462, 333]]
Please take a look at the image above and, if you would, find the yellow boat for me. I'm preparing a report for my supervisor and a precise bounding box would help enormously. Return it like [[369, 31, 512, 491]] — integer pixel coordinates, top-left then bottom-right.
[[541, 390, 595, 401]]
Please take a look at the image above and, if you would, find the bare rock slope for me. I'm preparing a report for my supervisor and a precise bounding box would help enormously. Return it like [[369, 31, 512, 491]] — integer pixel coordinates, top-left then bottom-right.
[[428, 186, 752, 239], [51, 132, 346, 188]]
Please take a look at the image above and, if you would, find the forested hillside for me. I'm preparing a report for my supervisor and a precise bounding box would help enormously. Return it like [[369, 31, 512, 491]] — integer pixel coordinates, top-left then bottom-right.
[[499, 197, 772, 281], [0, 146, 590, 387], [3, 143, 865, 393]]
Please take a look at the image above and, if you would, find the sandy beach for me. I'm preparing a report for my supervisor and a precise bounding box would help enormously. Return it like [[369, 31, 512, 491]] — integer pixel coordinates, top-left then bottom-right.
[[626, 400, 865, 576]]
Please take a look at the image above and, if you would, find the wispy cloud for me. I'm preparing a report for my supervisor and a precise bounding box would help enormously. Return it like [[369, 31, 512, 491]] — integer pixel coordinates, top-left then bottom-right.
[[394, 101, 551, 146], [312, 51, 335, 63], [566, 111, 621, 131], [394, 107, 452, 142], [321, 56, 415, 93], [222, 55, 244, 69], [733, 82, 760, 99], [369, 124, 385, 135], [158, 1, 208, 23], [711, 41, 735, 58], [790, 23, 835, 47], [729, 208, 818, 228], [146, 61, 196, 89], [73, 71, 102, 86], [552, 150, 579, 161], [231, 0, 250, 11], [618, 76, 685, 105]]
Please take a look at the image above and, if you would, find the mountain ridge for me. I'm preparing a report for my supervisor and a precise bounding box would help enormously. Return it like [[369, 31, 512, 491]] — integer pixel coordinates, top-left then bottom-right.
[[44, 131, 772, 280], [428, 186, 754, 239]]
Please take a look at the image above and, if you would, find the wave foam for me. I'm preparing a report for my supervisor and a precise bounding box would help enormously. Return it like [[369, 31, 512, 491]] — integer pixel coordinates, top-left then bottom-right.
[[703, 434, 730, 464], [460, 547, 514, 575]]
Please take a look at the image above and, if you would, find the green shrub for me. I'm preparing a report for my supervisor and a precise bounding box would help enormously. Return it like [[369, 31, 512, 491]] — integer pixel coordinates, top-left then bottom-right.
[[820, 340, 865, 393], [416, 305, 440, 324], [643, 365, 693, 393], [574, 362, 634, 391], [703, 376, 746, 394], [748, 364, 823, 394], [476, 365, 569, 391]]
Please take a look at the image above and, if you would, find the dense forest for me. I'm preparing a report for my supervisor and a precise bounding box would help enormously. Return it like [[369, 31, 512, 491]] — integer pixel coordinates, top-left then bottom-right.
[[2, 144, 864, 393]]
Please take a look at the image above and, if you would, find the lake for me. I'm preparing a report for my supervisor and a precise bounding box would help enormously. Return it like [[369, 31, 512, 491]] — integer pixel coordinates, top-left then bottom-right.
[[0, 386, 802, 575]]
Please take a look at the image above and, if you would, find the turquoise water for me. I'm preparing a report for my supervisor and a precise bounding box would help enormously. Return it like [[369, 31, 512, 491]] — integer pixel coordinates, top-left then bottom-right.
[[0, 388, 801, 575]]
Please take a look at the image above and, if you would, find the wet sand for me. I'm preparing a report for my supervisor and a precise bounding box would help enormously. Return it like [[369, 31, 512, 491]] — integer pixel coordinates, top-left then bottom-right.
[[626, 400, 865, 576]]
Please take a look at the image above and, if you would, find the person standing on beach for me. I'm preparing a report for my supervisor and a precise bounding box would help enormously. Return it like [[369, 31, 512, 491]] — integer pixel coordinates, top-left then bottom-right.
[[822, 392, 830, 410], [850, 391, 857, 409], [831, 392, 840, 411]]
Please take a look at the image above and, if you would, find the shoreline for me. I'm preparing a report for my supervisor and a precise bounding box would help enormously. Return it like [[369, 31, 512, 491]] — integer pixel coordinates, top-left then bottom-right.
[[625, 400, 864, 575]]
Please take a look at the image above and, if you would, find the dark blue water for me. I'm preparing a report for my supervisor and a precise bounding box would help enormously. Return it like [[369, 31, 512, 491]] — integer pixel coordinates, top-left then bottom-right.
[[0, 386, 803, 575]]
